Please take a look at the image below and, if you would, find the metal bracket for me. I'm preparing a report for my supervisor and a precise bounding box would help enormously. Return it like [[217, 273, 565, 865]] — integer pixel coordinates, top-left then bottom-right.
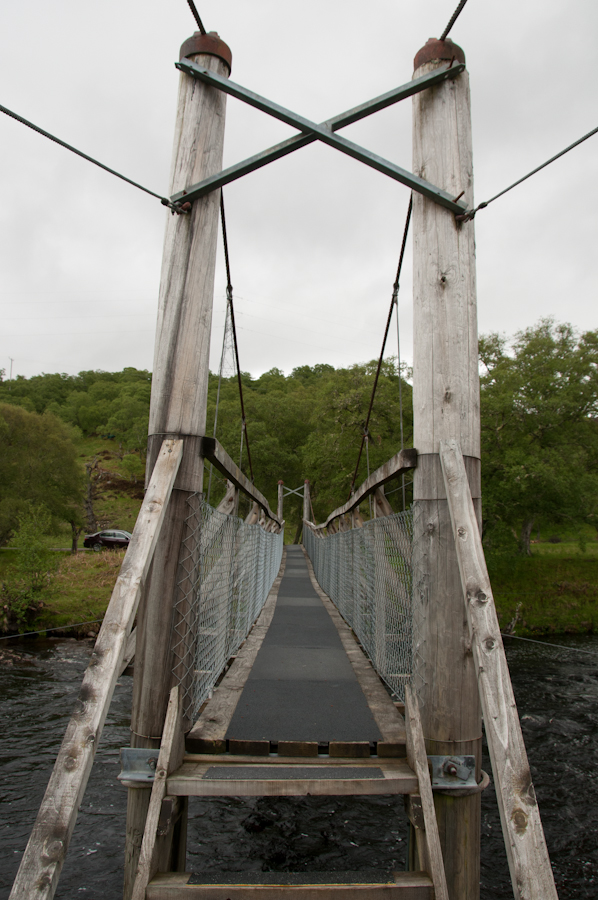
[[428, 755, 477, 790], [172, 60, 469, 216], [117, 748, 159, 787]]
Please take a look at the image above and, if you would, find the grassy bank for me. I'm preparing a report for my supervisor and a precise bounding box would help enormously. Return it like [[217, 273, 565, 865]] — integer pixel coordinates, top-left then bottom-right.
[[489, 555, 598, 635]]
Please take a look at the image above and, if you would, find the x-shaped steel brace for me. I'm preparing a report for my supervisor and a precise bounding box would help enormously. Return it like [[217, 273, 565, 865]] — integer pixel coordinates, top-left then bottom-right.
[[171, 60, 469, 216]]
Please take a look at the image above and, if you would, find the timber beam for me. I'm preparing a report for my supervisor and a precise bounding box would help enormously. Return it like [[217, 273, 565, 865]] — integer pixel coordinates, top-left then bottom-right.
[[199, 436, 281, 526], [172, 61, 468, 215], [312, 447, 417, 531]]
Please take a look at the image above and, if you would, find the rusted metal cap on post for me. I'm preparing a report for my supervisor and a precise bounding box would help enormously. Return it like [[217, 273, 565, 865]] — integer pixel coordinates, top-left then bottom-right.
[[180, 31, 232, 72], [414, 38, 465, 70]]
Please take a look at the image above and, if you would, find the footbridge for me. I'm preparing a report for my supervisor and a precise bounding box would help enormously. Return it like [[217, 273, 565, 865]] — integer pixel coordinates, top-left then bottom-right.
[[10, 17, 559, 900]]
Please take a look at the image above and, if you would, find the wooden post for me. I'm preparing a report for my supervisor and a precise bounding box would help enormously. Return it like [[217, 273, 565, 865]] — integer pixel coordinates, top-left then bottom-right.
[[124, 30, 232, 899], [411, 38, 481, 900], [277, 480, 284, 522], [303, 479, 310, 523]]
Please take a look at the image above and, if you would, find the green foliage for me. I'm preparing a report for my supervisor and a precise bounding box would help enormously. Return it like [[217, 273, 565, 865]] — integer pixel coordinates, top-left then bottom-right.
[[480, 319, 598, 555], [1, 505, 59, 627], [0, 367, 151, 452], [0, 403, 84, 544]]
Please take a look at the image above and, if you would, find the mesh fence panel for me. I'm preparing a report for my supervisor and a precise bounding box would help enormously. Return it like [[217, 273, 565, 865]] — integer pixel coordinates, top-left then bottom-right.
[[171, 495, 284, 722], [304, 510, 414, 700]]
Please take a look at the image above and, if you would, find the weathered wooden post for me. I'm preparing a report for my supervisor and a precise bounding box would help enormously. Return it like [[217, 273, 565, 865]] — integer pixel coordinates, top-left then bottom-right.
[[124, 30, 232, 898], [411, 38, 481, 900], [303, 478, 311, 524], [277, 479, 284, 522]]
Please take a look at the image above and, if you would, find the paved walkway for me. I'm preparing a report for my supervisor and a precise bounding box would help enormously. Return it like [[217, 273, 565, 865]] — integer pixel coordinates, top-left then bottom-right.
[[226, 546, 382, 743]]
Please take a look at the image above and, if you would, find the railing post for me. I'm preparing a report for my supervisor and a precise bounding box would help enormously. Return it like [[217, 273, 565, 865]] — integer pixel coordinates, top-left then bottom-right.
[[411, 37, 481, 900], [277, 479, 284, 522], [303, 479, 310, 524], [124, 30, 232, 898]]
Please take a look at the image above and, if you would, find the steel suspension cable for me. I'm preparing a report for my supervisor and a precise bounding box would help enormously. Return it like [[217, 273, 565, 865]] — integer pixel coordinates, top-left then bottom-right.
[[460, 124, 598, 222], [186, 0, 207, 34], [220, 192, 255, 484], [0, 103, 184, 212], [440, 0, 470, 41], [348, 196, 412, 498]]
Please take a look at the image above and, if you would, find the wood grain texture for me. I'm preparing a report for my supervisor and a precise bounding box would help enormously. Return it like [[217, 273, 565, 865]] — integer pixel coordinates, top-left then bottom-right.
[[411, 52, 482, 900], [147, 871, 435, 900], [127, 46, 230, 895], [186, 550, 285, 746], [440, 440, 558, 900], [302, 548, 406, 746], [200, 437, 281, 525], [8, 440, 183, 900], [311, 449, 417, 531], [166, 757, 418, 797], [404, 686, 449, 900], [131, 686, 186, 900]]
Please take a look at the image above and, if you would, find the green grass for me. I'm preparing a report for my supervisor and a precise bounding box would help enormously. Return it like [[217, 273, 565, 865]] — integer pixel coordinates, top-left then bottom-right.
[[489, 555, 598, 635]]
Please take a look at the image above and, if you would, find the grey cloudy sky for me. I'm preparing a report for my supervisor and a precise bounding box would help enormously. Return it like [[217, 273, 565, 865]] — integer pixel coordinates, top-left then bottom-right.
[[0, 0, 596, 381]]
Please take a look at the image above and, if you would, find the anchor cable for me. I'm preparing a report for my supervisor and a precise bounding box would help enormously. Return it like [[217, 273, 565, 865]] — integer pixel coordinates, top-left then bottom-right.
[[220, 192, 255, 484], [460, 124, 598, 221], [0, 103, 184, 212], [348, 196, 412, 498], [186, 0, 207, 35], [440, 0, 470, 41]]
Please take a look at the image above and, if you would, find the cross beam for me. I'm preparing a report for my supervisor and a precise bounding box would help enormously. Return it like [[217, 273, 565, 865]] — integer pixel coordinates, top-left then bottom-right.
[[172, 60, 469, 216]]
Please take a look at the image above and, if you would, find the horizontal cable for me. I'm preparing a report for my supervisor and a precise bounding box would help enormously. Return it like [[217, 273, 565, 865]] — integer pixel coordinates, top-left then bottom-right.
[[460, 124, 598, 221], [501, 632, 598, 657], [0, 618, 103, 641], [0, 103, 184, 212]]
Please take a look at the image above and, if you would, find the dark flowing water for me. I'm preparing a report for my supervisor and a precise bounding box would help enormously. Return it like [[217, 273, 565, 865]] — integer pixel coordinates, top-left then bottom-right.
[[1, 635, 597, 899]]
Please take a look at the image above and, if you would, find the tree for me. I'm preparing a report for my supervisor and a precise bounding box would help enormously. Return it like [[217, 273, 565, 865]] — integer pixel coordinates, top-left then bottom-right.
[[0, 403, 84, 545], [1, 504, 60, 627], [479, 319, 598, 554]]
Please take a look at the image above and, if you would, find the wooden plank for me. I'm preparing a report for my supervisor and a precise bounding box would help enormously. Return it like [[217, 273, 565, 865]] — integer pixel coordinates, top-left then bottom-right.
[[147, 871, 434, 900], [440, 440, 559, 900], [200, 437, 281, 526], [301, 548, 406, 746], [228, 740, 270, 756], [131, 686, 186, 900], [166, 758, 417, 797], [186, 550, 286, 749], [9, 439, 183, 900], [147, 871, 434, 899], [404, 685, 449, 900], [278, 741, 319, 757], [329, 742, 370, 758], [311, 449, 417, 531]]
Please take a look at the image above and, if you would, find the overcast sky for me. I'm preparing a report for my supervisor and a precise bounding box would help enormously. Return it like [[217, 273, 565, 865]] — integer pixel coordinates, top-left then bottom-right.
[[0, 0, 596, 381]]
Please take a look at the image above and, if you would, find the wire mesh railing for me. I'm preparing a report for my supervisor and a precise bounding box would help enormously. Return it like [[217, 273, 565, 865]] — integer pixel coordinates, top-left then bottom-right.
[[171, 495, 283, 722], [304, 509, 414, 700]]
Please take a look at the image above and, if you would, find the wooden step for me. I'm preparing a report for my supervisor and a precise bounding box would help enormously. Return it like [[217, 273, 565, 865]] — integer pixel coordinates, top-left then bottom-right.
[[166, 754, 418, 798], [146, 871, 434, 899]]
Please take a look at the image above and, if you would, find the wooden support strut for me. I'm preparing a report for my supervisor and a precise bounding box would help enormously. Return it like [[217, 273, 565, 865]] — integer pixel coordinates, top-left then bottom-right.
[[439, 440, 558, 900], [311, 448, 417, 532], [9, 439, 183, 900]]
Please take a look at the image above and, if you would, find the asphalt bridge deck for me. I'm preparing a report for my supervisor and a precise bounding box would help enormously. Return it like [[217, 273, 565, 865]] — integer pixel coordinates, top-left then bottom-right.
[[226, 546, 382, 744]]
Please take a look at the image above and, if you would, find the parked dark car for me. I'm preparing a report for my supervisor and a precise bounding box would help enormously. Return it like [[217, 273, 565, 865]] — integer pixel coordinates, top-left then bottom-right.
[[83, 529, 132, 551]]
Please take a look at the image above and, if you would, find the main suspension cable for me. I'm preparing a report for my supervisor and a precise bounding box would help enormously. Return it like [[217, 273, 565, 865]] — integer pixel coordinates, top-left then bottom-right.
[[460, 124, 598, 222], [348, 196, 412, 499], [440, 0, 470, 41], [0, 103, 184, 212], [220, 192, 255, 484], [186, 0, 207, 35]]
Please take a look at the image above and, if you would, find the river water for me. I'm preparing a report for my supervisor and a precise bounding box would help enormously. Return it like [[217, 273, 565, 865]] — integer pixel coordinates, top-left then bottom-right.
[[1, 634, 596, 899]]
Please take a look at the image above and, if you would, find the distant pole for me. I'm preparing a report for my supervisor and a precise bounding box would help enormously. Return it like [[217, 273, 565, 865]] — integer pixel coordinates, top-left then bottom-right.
[[277, 480, 284, 521], [303, 479, 310, 523], [124, 30, 232, 898], [8, 357, 13, 389], [411, 38, 481, 900]]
